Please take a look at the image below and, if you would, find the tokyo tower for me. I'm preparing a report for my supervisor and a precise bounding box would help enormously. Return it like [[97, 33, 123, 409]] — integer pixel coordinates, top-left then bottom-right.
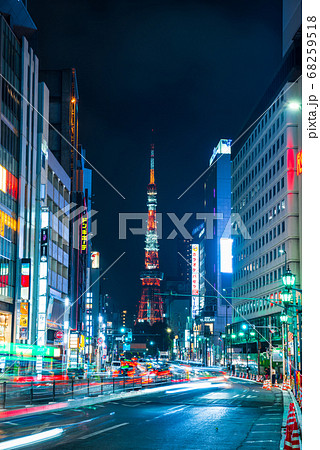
[[136, 141, 164, 324]]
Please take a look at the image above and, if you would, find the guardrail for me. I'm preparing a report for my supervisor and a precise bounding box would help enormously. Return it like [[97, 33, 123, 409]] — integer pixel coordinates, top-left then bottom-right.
[[0, 373, 186, 410]]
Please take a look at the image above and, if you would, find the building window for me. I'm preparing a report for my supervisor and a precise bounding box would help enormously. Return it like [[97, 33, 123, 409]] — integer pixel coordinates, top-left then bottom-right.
[[282, 221, 285, 232], [273, 227, 276, 238], [277, 181, 280, 192], [277, 224, 280, 235], [281, 155, 284, 167], [281, 199, 285, 209], [266, 253, 269, 264], [281, 177, 284, 188]]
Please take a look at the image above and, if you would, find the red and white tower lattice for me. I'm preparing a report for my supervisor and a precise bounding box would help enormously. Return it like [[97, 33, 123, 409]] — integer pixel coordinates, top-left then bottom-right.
[[136, 143, 164, 324]]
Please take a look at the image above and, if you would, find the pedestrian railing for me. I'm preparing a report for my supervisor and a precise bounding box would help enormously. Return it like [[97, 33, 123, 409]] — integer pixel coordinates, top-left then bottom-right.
[[0, 373, 186, 410]]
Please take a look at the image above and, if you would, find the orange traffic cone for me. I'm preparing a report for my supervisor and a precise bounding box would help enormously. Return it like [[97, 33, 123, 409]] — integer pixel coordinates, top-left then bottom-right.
[[282, 379, 287, 391], [274, 379, 279, 388], [266, 379, 271, 390], [262, 379, 267, 389]]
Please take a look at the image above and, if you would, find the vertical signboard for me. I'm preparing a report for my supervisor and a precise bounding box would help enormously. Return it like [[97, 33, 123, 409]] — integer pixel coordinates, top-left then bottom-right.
[[17, 259, 31, 341], [191, 244, 199, 318], [81, 216, 87, 253], [37, 207, 49, 346]]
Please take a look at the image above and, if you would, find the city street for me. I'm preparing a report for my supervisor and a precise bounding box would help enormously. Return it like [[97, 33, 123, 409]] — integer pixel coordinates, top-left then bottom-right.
[[0, 379, 283, 449]]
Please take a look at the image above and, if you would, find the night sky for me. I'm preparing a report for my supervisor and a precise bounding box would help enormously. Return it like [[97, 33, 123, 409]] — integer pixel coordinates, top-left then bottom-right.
[[29, 0, 282, 316]]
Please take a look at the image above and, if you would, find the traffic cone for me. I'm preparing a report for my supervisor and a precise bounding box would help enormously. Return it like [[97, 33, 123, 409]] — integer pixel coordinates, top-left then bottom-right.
[[266, 379, 271, 390], [246, 372, 249, 379], [275, 379, 279, 388], [282, 379, 287, 391], [286, 379, 291, 390], [291, 425, 301, 449], [284, 404, 300, 450], [262, 379, 267, 389]]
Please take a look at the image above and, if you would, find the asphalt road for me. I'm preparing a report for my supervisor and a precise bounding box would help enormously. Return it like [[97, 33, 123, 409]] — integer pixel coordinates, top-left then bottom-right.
[[0, 379, 283, 450]]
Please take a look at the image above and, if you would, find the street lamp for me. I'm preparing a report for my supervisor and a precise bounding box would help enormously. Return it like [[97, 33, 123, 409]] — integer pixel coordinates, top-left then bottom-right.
[[281, 266, 297, 381], [282, 267, 296, 288], [288, 101, 301, 111]]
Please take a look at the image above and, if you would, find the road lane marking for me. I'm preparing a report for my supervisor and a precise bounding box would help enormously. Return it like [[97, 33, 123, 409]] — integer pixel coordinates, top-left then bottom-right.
[[146, 406, 188, 422], [253, 423, 278, 426], [2, 421, 18, 426], [168, 405, 184, 411], [78, 422, 129, 440], [246, 440, 277, 443], [232, 394, 240, 398], [251, 431, 279, 433]]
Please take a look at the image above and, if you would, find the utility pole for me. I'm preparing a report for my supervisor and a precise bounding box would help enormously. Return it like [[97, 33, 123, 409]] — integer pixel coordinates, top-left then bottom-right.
[[269, 316, 273, 384]]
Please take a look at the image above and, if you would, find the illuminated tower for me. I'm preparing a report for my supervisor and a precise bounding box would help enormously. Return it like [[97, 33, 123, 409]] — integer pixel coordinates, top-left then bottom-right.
[[137, 143, 164, 324]]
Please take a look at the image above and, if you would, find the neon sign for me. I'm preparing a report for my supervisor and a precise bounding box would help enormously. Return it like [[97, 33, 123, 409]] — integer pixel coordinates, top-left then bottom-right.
[[191, 244, 199, 319], [296, 150, 302, 176]]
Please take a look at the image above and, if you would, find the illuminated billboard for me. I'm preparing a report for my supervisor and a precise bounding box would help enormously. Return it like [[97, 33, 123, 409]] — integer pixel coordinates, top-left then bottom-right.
[[220, 238, 233, 273], [297, 150, 302, 175], [191, 244, 199, 318], [0, 164, 18, 199], [91, 251, 100, 269]]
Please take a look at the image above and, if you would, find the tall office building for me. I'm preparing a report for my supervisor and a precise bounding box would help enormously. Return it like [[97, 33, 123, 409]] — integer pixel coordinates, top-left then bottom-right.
[[37, 80, 71, 358], [0, 1, 43, 346], [229, 0, 301, 371], [204, 139, 233, 336], [189, 139, 232, 364], [40, 69, 90, 362]]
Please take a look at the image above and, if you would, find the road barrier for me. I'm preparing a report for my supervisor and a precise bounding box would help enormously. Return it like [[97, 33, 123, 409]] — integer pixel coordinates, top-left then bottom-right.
[[0, 373, 186, 410]]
